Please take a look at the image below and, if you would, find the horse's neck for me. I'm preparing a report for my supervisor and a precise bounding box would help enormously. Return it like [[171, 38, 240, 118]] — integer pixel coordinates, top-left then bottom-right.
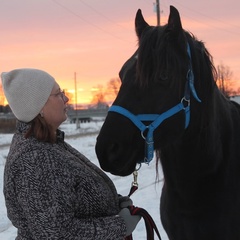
[[211, 88, 234, 124]]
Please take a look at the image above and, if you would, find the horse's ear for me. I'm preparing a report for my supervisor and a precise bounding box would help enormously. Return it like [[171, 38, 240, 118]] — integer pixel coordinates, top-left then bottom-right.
[[167, 6, 183, 35], [135, 9, 149, 39]]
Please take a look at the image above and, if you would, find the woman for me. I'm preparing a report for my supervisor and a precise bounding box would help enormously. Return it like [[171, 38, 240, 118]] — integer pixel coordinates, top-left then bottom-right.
[[1, 68, 140, 239]]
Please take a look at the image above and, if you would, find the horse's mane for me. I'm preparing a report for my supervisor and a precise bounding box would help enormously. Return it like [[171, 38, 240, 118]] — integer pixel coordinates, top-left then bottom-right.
[[186, 33, 218, 103]]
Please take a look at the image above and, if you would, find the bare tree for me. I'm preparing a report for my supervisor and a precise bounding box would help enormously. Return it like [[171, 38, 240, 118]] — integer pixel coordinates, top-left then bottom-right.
[[106, 77, 121, 104], [90, 78, 121, 108], [216, 63, 234, 97], [90, 85, 107, 109]]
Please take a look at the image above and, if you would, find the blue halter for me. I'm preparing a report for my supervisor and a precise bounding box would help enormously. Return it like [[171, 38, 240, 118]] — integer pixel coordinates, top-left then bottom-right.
[[109, 43, 201, 164]]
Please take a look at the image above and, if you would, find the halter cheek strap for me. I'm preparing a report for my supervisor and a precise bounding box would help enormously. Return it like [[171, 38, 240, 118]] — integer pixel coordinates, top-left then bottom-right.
[[108, 43, 201, 164]]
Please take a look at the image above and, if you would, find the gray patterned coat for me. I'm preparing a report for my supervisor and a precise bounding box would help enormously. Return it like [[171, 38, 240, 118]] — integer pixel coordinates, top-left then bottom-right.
[[4, 122, 126, 239]]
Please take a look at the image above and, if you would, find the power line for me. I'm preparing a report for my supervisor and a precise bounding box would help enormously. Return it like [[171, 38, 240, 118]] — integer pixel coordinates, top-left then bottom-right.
[[51, 0, 133, 43], [168, 0, 240, 33], [79, 0, 129, 30]]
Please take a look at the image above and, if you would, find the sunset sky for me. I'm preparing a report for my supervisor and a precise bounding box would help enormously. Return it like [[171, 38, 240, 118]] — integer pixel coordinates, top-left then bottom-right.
[[0, 0, 239, 104]]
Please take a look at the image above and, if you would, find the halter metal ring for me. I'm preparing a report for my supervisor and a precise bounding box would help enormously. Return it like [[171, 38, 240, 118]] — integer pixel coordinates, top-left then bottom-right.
[[141, 126, 149, 140], [181, 97, 190, 109]]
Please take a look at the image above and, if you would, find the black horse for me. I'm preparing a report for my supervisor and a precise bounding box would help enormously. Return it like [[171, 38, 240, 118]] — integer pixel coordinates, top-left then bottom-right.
[[96, 6, 240, 240]]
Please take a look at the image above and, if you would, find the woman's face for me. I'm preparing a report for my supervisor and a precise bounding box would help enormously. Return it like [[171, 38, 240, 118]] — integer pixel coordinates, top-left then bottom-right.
[[42, 82, 69, 131]]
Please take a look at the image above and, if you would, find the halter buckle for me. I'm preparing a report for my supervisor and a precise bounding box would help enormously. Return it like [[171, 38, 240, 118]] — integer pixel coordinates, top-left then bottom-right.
[[181, 97, 190, 109]]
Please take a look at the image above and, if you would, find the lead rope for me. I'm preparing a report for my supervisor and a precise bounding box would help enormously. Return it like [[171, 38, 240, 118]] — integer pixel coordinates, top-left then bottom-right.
[[125, 170, 162, 240]]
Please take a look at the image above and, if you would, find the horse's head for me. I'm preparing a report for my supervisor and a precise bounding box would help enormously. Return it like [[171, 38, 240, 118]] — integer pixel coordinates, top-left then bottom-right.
[[96, 6, 216, 176]]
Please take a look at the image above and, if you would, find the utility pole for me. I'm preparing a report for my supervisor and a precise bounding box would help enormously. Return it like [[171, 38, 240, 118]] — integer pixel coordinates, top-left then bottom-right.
[[74, 72, 80, 129], [156, 0, 160, 25]]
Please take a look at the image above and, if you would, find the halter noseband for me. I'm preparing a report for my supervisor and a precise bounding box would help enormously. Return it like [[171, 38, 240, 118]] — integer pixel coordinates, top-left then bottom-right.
[[108, 43, 201, 164]]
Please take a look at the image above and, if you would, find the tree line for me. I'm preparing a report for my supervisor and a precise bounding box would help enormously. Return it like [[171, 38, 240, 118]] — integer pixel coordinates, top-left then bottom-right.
[[216, 62, 239, 97]]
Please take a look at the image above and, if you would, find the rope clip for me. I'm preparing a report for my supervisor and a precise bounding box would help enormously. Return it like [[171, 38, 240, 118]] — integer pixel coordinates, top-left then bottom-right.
[[132, 170, 138, 187]]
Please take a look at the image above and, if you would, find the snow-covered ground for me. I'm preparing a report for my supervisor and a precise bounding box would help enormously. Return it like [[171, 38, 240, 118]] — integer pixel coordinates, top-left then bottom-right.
[[0, 119, 168, 240]]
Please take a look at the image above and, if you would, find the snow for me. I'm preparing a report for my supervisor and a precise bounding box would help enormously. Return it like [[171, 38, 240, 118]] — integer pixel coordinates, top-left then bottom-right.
[[0, 120, 168, 240], [230, 95, 240, 104]]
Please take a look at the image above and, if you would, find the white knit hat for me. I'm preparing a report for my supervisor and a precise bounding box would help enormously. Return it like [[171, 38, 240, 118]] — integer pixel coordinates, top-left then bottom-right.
[[1, 68, 55, 122]]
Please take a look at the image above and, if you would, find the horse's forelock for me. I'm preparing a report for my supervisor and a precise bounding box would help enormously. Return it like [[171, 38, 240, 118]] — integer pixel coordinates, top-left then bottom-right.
[[136, 26, 189, 89]]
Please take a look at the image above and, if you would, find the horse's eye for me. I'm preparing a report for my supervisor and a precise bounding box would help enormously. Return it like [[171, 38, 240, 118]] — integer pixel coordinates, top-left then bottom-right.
[[160, 71, 168, 81]]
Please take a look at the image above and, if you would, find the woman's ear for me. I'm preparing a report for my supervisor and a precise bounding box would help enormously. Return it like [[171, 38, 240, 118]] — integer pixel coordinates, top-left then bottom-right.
[[40, 109, 44, 117]]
